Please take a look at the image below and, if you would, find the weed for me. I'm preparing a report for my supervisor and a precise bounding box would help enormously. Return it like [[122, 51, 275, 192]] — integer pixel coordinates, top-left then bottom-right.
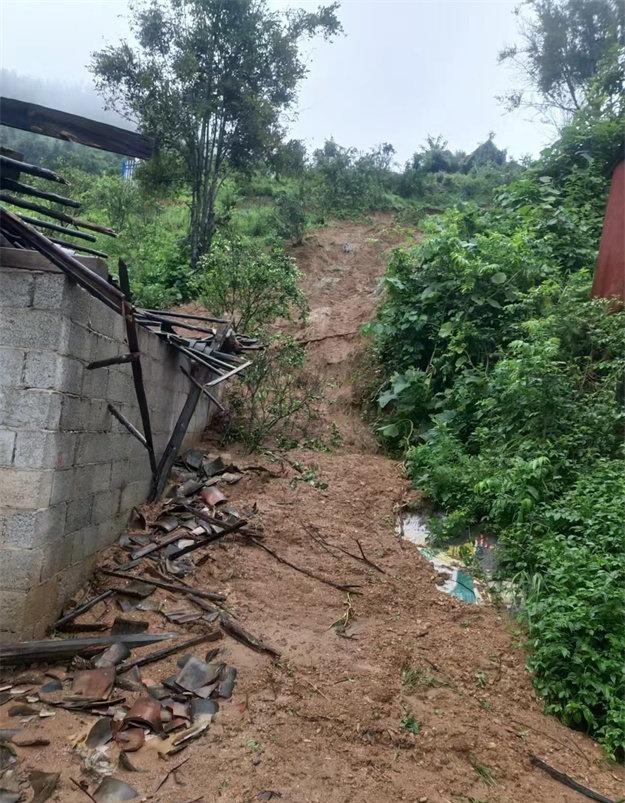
[[289, 464, 329, 492], [246, 738, 261, 753], [470, 759, 495, 786], [475, 672, 488, 688], [399, 713, 421, 734], [330, 421, 342, 448], [331, 593, 356, 635], [401, 664, 423, 690], [401, 663, 444, 690]]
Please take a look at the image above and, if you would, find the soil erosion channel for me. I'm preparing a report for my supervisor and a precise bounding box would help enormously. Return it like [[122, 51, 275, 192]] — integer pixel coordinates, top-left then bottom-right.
[[4, 217, 624, 803]]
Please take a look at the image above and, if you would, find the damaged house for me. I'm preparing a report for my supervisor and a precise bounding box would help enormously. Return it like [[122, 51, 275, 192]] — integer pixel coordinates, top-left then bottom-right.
[[0, 98, 254, 641]]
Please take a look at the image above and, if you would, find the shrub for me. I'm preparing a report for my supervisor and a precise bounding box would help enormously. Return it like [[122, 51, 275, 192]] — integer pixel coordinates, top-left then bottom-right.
[[197, 235, 306, 333], [369, 105, 625, 755], [222, 334, 323, 452]]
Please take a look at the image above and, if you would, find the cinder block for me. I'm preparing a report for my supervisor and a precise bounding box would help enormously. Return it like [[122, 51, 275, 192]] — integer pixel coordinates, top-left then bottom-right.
[[50, 468, 74, 504], [13, 431, 76, 470], [0, 591, 25, 636], [24, 351, 84, 395], [59, 394, 91, 432], [91, 488, 121, 525], [65, 495, 93, 533], [89, 332, 119, 364], [39, 535, 74, 583], [68, 321, 94, 363], [58, 357, 84, 395], [0, 270, 33, 308], [0, 349, 25, 387], [70, 529, 86, 564], [109, 455, 149, 490], [89, 297, 121, 339], [70, 523, 111, 562], [71, 462, 110, 498], [0, 429, 15, 466], [33, 273, 67, 309], [0, 309, 69, 351], [0, 547, 43, 591], [22, 578, 61, 639], [21, 352, 83, 395], [75, 431, 118, 466], [81, 366, 109, 399], [0, 468, 53, 508], [22, 351, 60, 389], [4, 504, 66, 549], [107, 368, 138, 406], [119, 479, 149, 514], [67, 285, 92, 326], [60, 395, 113, 432], [0, 388, 62, 429], [88, 399, 112, 431], [83, 522, 110, 557]]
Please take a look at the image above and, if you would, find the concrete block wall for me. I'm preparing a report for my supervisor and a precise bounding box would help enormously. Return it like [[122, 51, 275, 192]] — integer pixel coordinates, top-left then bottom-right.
[[0, 253, 212, 640]]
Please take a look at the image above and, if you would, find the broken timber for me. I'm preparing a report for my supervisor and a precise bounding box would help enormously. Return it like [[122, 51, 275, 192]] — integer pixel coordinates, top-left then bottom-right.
[[0, 633, 176, 666], [0, 97, 154, 159]]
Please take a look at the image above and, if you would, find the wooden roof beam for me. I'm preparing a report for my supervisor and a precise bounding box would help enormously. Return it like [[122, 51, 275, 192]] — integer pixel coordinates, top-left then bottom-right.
[[0, 97, 154, 160]]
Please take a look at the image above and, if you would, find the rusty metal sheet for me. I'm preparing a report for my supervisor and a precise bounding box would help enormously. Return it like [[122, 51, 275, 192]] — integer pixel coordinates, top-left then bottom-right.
[[592, 161, 625, 304]]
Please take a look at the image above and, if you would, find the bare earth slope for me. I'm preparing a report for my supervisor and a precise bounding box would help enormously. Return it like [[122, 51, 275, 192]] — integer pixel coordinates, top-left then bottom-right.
[[3, 217, 624, 803]]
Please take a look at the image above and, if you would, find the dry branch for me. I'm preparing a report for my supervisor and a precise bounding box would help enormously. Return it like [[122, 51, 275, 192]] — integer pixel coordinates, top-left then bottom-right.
[[249, 537, 362, 593]]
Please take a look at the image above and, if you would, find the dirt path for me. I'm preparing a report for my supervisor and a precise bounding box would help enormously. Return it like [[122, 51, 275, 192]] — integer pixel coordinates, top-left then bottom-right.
[[4, 217, 624, 803]]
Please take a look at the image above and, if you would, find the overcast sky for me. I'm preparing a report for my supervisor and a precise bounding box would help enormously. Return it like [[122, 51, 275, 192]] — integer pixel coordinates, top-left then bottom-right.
[[0, 0, 554, 164]]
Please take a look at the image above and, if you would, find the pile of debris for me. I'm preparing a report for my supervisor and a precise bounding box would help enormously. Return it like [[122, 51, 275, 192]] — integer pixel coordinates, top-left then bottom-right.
[[0, 451, 280, 803]]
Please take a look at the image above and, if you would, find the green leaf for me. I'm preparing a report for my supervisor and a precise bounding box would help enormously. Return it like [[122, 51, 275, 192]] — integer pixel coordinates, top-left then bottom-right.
[[490, 271, 507, 285]]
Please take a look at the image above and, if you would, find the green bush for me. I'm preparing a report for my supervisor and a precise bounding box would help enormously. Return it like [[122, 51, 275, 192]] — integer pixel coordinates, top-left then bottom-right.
[[197, 235, 306, 333], [370, 105, 625, 756], [223, 334, 323, 452]]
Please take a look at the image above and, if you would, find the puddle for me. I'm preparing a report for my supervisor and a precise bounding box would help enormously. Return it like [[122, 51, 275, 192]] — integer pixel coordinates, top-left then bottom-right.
[[397, 513, 513, 606]]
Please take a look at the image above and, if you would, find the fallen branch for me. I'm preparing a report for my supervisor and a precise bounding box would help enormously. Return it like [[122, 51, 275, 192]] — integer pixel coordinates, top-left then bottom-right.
[[119, 631, 221, 673], [220, 614, 280, 658], [154, 757, 190, 793], [262, 450, 303, 473], [355, 539, 385, 574], [296, 329, 360, 346], [304, 524, 385, 574], [530, 756, 616, 803], [69, 778, 98, 803], [249, 537, 362, 594], [508, 717, 590, 765], [302, 678, 329, 700]]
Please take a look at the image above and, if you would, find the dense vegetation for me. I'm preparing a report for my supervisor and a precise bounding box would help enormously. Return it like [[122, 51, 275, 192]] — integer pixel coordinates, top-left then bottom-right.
[[370, 99, 625, 755], [0, 121, 518, 309]]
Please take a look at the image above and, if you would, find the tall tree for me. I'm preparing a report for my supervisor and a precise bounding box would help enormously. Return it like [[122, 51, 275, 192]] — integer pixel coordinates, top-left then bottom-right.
[[90, 0, 341, 267], [498, 0, 624, 123]]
